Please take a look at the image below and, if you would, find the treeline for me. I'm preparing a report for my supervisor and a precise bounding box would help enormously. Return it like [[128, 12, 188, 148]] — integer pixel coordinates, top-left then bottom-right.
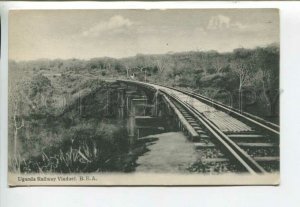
[[10, 43, 279, 119], [8, 44, 279, 172]]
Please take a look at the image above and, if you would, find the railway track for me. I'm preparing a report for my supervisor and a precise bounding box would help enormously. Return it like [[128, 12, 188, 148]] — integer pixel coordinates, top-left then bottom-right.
[[160, 87, 279, 174], [164, 85, 279, 133], [118, 80, 280, 174]]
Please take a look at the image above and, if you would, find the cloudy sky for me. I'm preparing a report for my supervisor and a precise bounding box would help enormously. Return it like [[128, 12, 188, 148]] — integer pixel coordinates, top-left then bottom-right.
[[9, 9, 279, 61]]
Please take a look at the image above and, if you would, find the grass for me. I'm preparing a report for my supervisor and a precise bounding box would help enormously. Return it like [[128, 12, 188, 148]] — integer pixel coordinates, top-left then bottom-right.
[[9, 120, 143, 173]]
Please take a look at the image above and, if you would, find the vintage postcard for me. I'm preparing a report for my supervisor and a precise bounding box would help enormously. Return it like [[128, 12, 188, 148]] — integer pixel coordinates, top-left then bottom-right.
[[8, 9, 280, 186]]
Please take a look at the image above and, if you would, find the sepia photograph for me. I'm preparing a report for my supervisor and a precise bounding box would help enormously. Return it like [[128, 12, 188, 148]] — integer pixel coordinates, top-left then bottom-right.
[[8, 9, 280, 186]]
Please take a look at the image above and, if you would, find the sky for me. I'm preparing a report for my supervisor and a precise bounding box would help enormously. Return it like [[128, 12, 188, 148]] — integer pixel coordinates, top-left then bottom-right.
[[9, 9, 279, 61]]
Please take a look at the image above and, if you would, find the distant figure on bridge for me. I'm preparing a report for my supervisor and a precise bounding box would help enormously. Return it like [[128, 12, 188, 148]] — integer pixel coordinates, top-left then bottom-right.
[[130, 73, 135, 79]]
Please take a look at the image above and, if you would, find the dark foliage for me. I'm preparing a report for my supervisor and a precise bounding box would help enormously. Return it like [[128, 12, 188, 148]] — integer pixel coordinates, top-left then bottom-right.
[[8, 44, 279, 173]]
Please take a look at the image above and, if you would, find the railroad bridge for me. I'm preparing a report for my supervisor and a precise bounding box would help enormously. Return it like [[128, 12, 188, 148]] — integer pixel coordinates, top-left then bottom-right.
[[106, 79, 280, 174]]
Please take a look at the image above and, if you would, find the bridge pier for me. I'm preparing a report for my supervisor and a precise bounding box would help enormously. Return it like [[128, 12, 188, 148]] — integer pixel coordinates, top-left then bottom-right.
[[125, 90, 137, 117], [153, 91, 159, 117], [127, 94, 166, 146], [117, 88, 125, 119], [116, 83, 170, 146], [128, 104, 136, 146]]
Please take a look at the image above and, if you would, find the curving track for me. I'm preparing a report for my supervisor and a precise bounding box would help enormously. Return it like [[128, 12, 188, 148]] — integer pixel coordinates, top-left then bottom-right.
[[119, 80, 280, 174]]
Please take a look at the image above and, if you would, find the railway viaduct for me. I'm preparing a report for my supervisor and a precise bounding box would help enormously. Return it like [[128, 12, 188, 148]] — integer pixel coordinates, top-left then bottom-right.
[[104, 79, 280, 174]]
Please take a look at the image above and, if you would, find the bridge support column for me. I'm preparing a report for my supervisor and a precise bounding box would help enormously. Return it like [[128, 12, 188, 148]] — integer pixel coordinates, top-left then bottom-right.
[[117, 88, 125, 118], [125, 91, 136, 117], [128, 104, 136, 147], [153, 91, 159, 117]]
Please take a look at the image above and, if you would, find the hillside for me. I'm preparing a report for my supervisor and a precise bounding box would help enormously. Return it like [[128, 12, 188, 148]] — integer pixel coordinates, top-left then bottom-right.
[[9, 44, 280, 120], [8, 45, 280, 173]]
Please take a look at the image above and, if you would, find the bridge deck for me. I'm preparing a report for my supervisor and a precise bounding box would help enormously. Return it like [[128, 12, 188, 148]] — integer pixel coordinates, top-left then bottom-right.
[[148, 83, 253, 133]]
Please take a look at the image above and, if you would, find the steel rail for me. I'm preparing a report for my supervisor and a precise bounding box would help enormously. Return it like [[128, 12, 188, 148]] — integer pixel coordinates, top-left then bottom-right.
[[160, 89, 267, 174], [157, 84, 279, 135], [118, 80, 273, 173], [119, 80, 279, 134]]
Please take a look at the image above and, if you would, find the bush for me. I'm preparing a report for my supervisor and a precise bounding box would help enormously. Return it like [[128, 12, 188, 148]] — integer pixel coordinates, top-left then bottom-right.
[[13, 120, 130, 173]]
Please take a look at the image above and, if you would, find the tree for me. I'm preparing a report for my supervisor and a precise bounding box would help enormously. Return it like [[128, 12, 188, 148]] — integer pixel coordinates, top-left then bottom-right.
[[9, 81, 27, 160], [230, 49, 256, 112], [12, 101, 24, 159], [212, 55, 228, 73], [134, 54, 155, 82], [8, 72, 55, 160], [254, 46, 280, 116], [155, 58, 167, 74]]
